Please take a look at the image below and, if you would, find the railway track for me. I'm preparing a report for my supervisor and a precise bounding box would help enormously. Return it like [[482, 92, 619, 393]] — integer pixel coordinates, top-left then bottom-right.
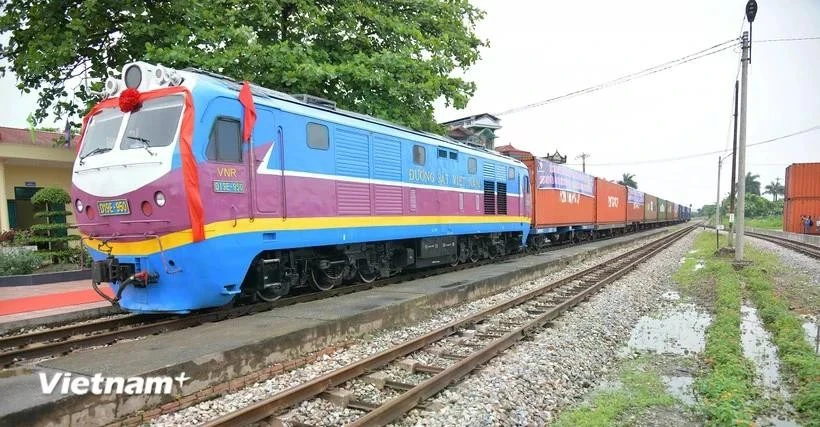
[[0, 224, 690, 368], [0, 225, 685, 368], [746, 231, 820, 260], [200, 223, 697, 427], [0, 255, 501, 368]]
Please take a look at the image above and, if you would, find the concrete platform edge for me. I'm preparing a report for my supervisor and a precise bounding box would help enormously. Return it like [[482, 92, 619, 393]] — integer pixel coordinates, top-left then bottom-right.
[[0, 305, 124, 335]]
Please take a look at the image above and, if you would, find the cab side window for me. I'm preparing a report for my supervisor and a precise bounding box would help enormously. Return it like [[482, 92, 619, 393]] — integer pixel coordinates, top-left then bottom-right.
[[206, 117, 242, 163], [413, 145, 426, 166], [307, 123, 329, 150]]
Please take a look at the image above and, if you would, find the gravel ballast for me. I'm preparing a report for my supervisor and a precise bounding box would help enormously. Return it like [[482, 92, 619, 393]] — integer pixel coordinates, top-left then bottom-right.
[[401, 229, 699, 426], [150, 229, 693, 426]]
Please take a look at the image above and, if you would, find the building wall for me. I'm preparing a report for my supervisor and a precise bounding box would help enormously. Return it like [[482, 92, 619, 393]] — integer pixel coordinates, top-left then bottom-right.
[[3, 164, 77, 231]]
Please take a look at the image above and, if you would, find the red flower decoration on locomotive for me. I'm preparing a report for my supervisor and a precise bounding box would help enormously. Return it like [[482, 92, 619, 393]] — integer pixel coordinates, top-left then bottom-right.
[[119, 88, 142, 112]]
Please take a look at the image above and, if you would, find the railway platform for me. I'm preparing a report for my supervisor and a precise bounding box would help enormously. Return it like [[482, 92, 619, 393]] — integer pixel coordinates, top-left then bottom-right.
[[0, 225, 685, 427], [0, 280, 120, 334]]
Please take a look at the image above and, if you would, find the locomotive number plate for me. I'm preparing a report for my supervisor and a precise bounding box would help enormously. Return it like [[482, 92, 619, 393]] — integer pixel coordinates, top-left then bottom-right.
[[97, 199, 131, 216]]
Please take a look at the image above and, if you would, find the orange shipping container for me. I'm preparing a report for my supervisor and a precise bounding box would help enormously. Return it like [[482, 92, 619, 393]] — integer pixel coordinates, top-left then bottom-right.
[[528, 158, 596, 227], [785, 163, 820, 199], [595, 178, 627, 225], [645, 194, 659, 221], [627, 187, 645, 222], [783, 198, 820, 234]]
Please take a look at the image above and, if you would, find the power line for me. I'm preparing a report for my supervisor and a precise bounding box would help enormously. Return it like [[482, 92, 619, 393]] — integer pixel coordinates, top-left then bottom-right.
[[562, 124, 820, 167], [757, 36, 820, 43], [494, 39, 740, 116]]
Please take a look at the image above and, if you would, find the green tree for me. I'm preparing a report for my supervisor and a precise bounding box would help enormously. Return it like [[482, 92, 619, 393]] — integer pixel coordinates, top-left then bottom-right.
[[763, 179, 784, 202], [617, 173, 638, 189], [0, 0, 487, 132], [745, 172, 761, 196], [701, 204, 717, 219]]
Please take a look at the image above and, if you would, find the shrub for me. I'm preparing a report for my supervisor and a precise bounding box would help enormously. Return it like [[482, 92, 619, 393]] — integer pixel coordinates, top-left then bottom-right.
[[0, 249, 44, 276], [30, 187, 80, 264]]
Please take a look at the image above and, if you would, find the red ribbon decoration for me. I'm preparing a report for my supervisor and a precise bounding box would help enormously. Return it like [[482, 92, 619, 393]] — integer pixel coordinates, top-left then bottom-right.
[[238, 81, 256, 143], [118, 88, 142, 113], [77, 87, 205, 243]]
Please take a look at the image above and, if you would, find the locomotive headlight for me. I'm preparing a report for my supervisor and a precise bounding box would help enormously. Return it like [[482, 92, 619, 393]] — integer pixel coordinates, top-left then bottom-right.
[[124, 64, 143, 89], [75, 199, 84, 212], [104, 78, 121, 96], [154, 191, 166, 207], [153, 65, 168, 84]]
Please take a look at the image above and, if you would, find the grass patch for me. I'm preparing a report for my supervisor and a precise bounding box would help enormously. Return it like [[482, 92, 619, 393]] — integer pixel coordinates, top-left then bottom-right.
[[742, 244, 820, 425], [719, 215, 783, 231], [680, 231, 761, 425], [553, 358, 677, 427]]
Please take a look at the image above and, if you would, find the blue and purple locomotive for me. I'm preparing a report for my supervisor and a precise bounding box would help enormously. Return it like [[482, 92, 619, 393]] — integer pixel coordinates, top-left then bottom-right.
[[70, 62, 531, 313]]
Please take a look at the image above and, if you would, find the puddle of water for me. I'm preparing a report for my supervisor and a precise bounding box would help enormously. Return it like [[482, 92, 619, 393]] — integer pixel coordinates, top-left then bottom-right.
[[661, 291, 681, 302], [756, 416, 802, 427], [741, 305, 788, 399], [596, 378, 623, 393], [662, 375, 696, 405], [679, 257, 686, 264], [802, 318, 818, 352], [693, 261, 705, 271], [688, 250, 699, 254], [628, 304, 711, 355]]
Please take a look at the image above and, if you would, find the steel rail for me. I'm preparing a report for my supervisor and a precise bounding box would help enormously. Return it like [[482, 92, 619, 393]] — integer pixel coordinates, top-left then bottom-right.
[[746, 231, 820, 260], [202, 224, 696, 427]]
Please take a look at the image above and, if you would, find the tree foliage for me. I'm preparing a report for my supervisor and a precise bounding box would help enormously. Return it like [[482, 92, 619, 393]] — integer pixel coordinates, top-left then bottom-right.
[[744, 172, 761, 196], [0, 0, 487, 132], [718, 192, 783, 219], [617, 173, 638, 189], [763, 179, 784, 202]]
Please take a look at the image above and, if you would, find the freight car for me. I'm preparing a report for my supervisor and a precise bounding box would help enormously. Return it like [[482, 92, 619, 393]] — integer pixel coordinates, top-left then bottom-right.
[[496, 146, 688, 247], [783, 162, 820, 234], [72, 61, 531, 313]]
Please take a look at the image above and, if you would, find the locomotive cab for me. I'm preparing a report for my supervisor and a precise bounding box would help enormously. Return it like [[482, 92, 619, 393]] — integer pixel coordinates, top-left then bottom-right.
[[71, 62, 198, 310]]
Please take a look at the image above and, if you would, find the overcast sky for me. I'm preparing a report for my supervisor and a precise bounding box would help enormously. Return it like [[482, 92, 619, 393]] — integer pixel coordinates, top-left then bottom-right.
[[434, 0, 820, 209], [1, 0, 819, 209]]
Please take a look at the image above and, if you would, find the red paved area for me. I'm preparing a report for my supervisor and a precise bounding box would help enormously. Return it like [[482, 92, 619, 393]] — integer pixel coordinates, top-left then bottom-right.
[[0, 280, 114, 316]]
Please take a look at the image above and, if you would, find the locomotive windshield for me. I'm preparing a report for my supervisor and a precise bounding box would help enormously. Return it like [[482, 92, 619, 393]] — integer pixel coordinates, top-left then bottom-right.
[[120, 96, 184, 150], [79, 95, 184, 158], [79, 108, 123, 157]]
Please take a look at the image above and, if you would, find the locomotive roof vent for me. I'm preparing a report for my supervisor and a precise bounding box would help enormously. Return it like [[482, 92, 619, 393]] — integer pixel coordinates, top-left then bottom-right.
[[292, 94, 336, 110]]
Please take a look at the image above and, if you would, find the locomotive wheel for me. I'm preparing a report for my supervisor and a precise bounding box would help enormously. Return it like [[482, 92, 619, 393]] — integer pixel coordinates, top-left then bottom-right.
[[358, 268, 380, 284], [310, 266, 342, 291], [256, 288, 282, 302]]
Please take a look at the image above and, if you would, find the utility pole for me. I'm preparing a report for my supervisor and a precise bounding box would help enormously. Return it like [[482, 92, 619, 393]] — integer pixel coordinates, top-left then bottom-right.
[[735, 30, 750, 261], [576, 153, 591, 173], [728, 80, 739, 247], [716, 156, 722, 249]]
